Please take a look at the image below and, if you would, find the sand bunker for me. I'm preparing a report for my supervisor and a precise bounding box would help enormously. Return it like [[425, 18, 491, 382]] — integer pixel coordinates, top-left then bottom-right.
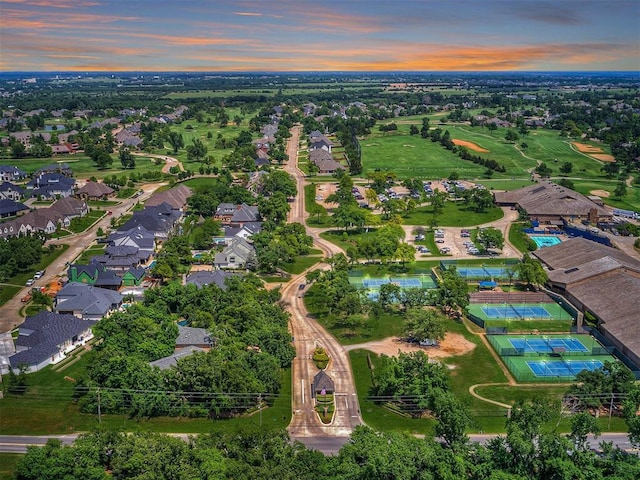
[[572, 142, 602, 153], [590, 189, 610, 198], [346, 333, 476, 359], [452, 139, 489, 153], [591, 154, 615, 162], [572, 142, 615, 162]]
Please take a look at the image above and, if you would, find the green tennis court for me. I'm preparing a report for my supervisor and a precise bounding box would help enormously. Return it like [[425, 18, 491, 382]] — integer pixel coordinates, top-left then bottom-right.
[[468, 302, 574, 321]]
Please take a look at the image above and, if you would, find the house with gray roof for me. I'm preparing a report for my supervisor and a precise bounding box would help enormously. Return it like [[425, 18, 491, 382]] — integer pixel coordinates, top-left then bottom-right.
[[108, 225, 156, 254], [0, 199, 29, 218], [533, 237, 640, 369], [0, 165, 26, 182], [312, 370, 335, 396], [149, 325, 214, 370], [186, 270, 239, 290], [0, 182, 25, 201], [92, 244, 151, 273], [120, 203, 181, 241], [27, 173, 75, 200], [54, 282, 123, 320], [214, 203, 260, 225], [214, 237, 256, 269], [8, 311, 96, 373]]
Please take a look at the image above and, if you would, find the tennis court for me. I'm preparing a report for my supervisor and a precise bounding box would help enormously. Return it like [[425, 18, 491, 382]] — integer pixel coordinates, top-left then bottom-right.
[[456, 266, 513, 280], [509, 336, 588, 353], [482, 304, 552, 319], [526, 359, 603, 377], [351, 275, 437, 290]]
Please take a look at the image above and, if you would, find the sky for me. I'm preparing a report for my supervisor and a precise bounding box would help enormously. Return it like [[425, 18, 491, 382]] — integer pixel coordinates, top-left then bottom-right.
[[1, 0, 639, 72]]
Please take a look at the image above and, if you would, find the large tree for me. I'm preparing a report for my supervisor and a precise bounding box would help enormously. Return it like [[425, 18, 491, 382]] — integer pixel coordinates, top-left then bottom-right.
[[476, 227, 504, 251], [404, 307, 446, 342], [432, 266, 469, 315], [516, 254, 548, 289]]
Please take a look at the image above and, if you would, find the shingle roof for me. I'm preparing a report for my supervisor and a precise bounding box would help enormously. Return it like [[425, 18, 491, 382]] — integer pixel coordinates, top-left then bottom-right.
[[186, 270, 238, 290], [494, 181, 609, 217], [0, 199, 29, 215], [312, 370, 335, 393], [145, 185, 192, 210], [149, 345, 206, 370], [9, 312, 96, 369], [55, 282, 122, 318], [176, 326, 213, 347], [76, 181, 114, 198]]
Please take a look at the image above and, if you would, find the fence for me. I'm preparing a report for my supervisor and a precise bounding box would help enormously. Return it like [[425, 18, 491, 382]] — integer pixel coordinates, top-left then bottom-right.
[[563, 225, 612, 246]]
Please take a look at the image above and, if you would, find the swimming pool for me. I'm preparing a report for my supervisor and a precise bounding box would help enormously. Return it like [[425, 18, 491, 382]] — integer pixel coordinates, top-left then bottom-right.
[[530, 235, 562, 248]]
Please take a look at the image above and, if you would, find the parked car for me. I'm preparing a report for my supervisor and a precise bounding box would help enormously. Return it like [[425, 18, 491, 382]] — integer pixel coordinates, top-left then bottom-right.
[[436, 239, 445, 244], [25, 278, 35, 287]]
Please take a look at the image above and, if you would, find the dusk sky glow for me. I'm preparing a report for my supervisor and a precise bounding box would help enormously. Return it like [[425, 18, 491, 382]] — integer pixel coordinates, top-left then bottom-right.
[[1, 0, 639, 72]]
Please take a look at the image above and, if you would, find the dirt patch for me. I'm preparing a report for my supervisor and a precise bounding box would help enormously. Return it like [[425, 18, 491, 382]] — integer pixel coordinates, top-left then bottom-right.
[[347, 333, 475, 359], [452, 139, 489, 153], [590, 189, 610, 198], [316, 183, 339, 209], [591, 154, 615, 162]]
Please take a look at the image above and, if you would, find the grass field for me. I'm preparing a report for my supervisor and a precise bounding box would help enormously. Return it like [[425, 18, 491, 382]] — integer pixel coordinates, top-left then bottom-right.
[[281, 255, 322, 275], [0, 454, 22, 480], [67, 210, 105, 234], [401, 201, 504, 227]]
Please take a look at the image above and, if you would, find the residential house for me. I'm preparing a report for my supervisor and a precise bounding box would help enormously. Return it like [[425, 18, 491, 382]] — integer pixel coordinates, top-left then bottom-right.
[[49, 197, 88, 222], [27, 173, 75, 199], [120, 203, 182, 241], [0, 182, 25, 201], [51, 144, 72, 155], [149, 325, 214, 370], [92, 244, 151, 273], [0, 199, 29, 218], [33, 163, 73, 177], [309, 136, 333, 153], [493, 181, 611, 225], [55, 282, 123, 320], [0, 165, 26, 182], [75, 181, 115, 200], [107, 225, 156, 256], [145, 185, 192, 210], [67, 260, 106, 284], [121, 267, 146, 286], [214, 203, 260, 225], [533, 238, 640, 369], [8, 312, 96, 373], [215, 222, 262, 245], [214, 237, 256, 269], [186, 270, 238, 290]]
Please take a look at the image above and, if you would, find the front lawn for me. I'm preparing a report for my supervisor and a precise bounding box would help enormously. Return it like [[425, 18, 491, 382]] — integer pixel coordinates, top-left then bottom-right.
[[281, 255, 322, 275], [67, 211, 105, 234], [402, 202, 504, 227]]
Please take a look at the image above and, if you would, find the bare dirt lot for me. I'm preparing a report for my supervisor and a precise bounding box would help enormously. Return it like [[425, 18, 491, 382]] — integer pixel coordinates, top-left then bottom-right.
[[345, 332, 476, 359], [452, 139, 489, 153], [590, 189, 611, 198], [315, 183, 338, 208]]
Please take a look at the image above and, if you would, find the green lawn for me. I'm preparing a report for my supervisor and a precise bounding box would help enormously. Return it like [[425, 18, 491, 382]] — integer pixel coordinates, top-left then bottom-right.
[[0, 454, 22, 480], [67, 210, 105, 234], [87, 200, 120, 208], [402, 201, 504, 227], [508, 222, 537, 254], [180, 177, 219, 190], [0, 352, 292, 435], [281, 255, 323, 275], [75, 245, 105, 264], [304, 184, 332, 227]]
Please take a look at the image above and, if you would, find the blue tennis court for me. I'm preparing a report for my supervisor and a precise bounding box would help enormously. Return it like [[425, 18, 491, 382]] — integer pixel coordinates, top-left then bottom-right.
[[456, 266, 512, 279], [481, 304, 552, 319], [510, 337, 589, 353], [527, 359, 603, 377], [361, 277, 425, 288]]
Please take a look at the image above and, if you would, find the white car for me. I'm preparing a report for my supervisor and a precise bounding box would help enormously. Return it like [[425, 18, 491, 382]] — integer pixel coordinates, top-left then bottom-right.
[[26, 279, 35, 286]]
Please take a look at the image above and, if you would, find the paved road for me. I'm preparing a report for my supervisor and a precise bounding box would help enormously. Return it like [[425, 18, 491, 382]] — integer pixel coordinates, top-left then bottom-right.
[[282, 125, 363, 446], [0, 184, 162, 334]]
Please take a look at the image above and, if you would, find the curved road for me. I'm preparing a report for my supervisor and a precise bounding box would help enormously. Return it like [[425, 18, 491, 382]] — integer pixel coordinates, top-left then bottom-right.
[[282, 125, 363, 447]]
